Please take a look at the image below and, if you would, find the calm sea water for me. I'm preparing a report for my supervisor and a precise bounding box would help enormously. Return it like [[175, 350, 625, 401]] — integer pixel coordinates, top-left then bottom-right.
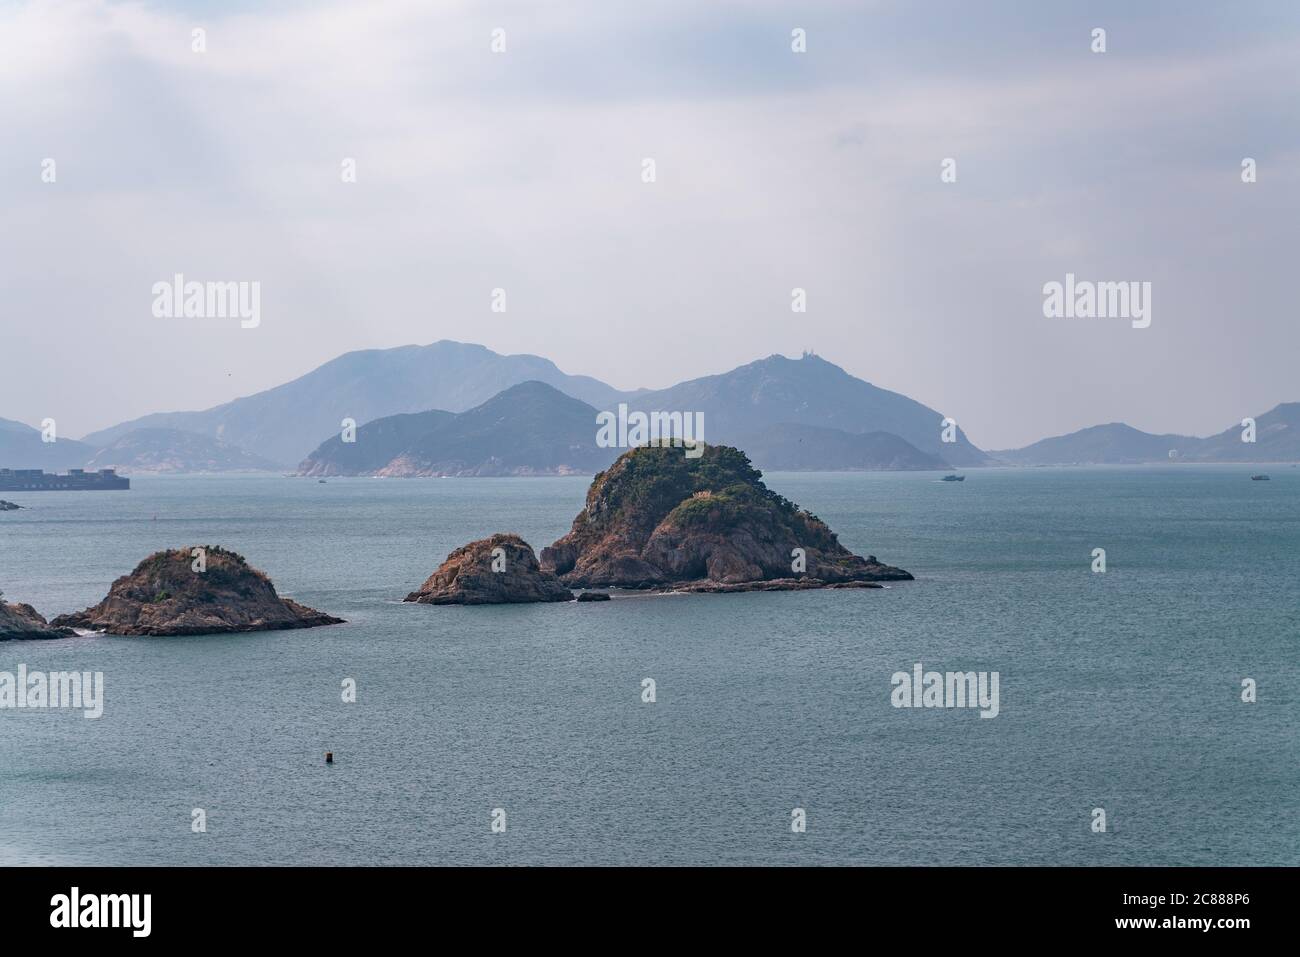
[[0, 467, 1296, 866]]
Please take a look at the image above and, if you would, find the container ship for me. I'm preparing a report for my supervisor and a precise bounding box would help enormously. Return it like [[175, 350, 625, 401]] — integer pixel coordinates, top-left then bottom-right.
[[0, 468, 130, 491]]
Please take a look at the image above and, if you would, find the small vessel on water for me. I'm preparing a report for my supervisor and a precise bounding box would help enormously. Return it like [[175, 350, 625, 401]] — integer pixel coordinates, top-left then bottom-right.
[[1251, 474, 1270, 481], [941, 474, 965, 482]]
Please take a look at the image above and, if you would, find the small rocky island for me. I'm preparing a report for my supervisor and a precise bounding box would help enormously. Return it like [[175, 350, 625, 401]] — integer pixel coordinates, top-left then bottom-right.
[[0, 594, 73, 640], [51, 546, 344, 636], [541, 444, 912, 591], [405, 533, 574, 605]]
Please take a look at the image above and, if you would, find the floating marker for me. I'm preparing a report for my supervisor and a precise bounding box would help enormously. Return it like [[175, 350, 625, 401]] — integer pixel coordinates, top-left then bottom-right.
[[325, 751, 334, 764]]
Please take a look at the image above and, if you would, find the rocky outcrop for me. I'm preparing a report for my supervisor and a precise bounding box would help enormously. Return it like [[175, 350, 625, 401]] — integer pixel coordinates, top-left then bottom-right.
[[0, 500, 21, 511], [405, 533, 575, 605], [50, 547, 344, 636], [0, 598, 73, 640], [541, 444, 912, 590]]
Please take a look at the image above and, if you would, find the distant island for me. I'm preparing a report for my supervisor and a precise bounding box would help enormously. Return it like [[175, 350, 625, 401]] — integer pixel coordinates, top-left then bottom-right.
[[991, 403, 1300, 465], [732, 423, 951, 471], [299, 382, 619, 477]]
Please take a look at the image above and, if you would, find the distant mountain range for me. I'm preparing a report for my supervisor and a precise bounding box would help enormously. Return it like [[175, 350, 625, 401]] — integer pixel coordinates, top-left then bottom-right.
[[4, 341, 1296, 474], [298, 382, 953, 476], [992, 403, 1300, 465], [77, 341, 985, 469], [80, 341, 629, 467]]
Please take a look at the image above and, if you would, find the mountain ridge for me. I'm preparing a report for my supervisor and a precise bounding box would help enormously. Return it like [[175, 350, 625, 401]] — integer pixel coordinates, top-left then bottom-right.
[[297, 381, 620, 478], [628, 353, 988, 466], [17, 341, 1296, 470], [993, 403, 1300, 464], [80, 341, 633, 466], [85, 428, 282, 474], [297, 382, 957, 477], [0, 419, 100, 470]]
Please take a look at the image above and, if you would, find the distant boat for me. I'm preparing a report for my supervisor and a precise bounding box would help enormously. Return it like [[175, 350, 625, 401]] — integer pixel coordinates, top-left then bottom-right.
[[318, 479, 327, 484], [0, 468, 128, 491], [1251, 474, 1270, 481], [941, 474, 965, 482]]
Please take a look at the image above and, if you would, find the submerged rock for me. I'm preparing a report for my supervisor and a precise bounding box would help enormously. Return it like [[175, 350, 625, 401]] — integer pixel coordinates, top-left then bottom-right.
[[0, 500, 21, 511], [541, 444, 912, 590], [405, 533, 574, 605], [0, 598, 73, 640], [50, 547, 344, 636]]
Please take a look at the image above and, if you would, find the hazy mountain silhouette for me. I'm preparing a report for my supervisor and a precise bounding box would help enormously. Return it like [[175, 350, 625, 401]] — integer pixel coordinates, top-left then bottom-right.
[[81, 341, 630, 466], [1191, 403, 1300, 461], [735, 423, 950, 471], [299, 382, 619, 477], [300, 381, 962, 477], [994, 403, 1300, 464], [626, 353, 988, 466], [36, 340, 1300, 471], [0, 419, 99, 470], [80, 343, 987, 469], [297, 410, 456, 476], [83, 428, 281, 473], [993, 423, 1192, 465]]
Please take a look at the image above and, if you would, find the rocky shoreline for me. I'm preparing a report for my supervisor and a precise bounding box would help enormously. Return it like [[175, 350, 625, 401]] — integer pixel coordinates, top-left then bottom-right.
[[0, 597, 73, 640]]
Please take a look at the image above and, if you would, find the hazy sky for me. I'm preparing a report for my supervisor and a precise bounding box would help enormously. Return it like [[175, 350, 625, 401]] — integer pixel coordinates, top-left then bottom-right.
[[2, 0, 1297, 448]]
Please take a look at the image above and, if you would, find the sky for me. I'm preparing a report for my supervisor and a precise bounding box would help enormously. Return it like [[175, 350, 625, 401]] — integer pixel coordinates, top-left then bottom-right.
[[1, 0, 1297, 449]]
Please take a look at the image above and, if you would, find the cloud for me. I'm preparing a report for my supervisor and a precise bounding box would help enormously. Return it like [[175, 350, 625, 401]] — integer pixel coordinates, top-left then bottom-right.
[[0, 0, 1296, 448]]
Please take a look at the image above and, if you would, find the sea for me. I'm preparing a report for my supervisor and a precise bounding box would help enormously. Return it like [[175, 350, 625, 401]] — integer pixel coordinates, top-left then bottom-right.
[[0, 466, 1296, 865]]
